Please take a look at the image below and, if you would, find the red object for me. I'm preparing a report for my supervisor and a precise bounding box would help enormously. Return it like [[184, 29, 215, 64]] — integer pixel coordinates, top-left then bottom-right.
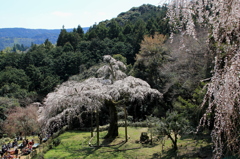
[[7, 150, 15, 155]]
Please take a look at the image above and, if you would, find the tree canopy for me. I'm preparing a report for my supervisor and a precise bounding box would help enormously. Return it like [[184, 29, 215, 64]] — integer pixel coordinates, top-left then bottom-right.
[[3, 105, 39, 138], [40, 55, 162, 137]]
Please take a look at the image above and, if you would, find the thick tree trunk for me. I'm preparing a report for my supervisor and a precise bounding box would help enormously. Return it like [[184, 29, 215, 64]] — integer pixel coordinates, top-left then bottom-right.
[[105, 100, 118, 139]]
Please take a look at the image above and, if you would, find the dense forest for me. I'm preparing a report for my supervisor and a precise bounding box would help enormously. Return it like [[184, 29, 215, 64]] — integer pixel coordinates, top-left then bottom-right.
[[0, 2, 239, 158], [0, 4, 170, 106]]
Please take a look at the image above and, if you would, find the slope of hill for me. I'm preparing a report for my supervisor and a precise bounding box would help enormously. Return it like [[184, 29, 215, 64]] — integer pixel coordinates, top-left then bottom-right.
[[0, 27, 89, 50]]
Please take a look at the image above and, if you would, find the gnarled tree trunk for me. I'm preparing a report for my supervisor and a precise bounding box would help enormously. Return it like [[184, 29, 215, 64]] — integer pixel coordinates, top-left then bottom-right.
[[104, 100, 118, 139]]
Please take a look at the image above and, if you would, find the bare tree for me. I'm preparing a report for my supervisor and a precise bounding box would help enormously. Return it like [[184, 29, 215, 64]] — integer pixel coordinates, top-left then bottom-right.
[[166, 0, 240, 157], [162, 28, 210, 93], [3, 105, 39, 138], [40, 55, 162, 139]]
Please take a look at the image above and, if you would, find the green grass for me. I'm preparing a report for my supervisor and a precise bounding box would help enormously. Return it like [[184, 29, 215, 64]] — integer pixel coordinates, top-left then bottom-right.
[[41, 127, 212, 159]]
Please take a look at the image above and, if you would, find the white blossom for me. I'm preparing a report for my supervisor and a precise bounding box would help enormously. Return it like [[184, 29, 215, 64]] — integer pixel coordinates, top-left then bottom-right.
[[167, 0, 240, 157], [39, 56, 162, 134]]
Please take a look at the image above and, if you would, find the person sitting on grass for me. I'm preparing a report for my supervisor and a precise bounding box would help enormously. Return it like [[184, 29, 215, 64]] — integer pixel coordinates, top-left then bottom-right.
[[28, 139, 34, 150], [13, 139, 18, 148], [14, 148, 19, 158]]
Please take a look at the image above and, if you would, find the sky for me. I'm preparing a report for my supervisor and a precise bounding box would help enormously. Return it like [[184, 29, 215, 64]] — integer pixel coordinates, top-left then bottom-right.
[[0, 0, 163, 29]]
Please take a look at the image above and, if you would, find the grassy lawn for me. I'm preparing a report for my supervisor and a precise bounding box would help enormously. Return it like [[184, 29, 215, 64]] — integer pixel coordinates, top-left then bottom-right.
[[41, 127, 212, 159]]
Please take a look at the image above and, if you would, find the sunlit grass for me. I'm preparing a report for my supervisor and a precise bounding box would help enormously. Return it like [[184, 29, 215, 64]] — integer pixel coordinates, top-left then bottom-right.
[[43, 127, 212, 159]]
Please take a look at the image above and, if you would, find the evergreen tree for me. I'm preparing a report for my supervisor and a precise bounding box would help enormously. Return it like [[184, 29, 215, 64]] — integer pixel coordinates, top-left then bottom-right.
[[57, 26, 67, 47], [123, 23, 133, 35], [67, 32, 81, 51], [108, 19, 122, 39], [95, 23, 109, 40], [76, 25, 84, 38], [44, 39, 53, 50], [63, 42, 74, 52], [73, 28, 77, 33], [25, 65, 43, 92], [131, 19, 146, 62], [146, 18, 157, 37]]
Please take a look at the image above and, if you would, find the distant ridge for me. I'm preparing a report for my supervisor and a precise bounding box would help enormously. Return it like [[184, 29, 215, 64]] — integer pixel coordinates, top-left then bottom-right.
[[0, 27, 89, 50]]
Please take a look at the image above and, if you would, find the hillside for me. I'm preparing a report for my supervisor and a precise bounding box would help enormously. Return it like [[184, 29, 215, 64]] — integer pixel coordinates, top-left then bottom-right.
[[0, 27, 89, 50]]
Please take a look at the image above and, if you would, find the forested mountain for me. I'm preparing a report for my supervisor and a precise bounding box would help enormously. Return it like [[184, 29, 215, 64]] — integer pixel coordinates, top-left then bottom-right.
[[0, 27, 89, 50]]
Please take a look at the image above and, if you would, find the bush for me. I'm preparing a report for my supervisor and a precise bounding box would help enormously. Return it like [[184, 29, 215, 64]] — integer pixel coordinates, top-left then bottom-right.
[[52, 125, 68, 138], [48, 144, 53, 149], [53, 138, 61, 147]]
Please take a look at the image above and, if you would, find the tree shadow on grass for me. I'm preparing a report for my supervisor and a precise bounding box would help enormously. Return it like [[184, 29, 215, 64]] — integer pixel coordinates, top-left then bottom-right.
[[141, 141, 160, 148], [56, 138, 99, 159], [101, 137, 116, 146], [150, 144, 212, 159], [70, 136, 126, 158], [67, 144, 102, 159], [100, 137, 127, 150], [151, 148, 177, 159], [180, 133, 212, 143]]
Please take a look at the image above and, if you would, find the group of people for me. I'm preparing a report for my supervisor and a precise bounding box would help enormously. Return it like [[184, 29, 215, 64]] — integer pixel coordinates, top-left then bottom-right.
[[0, 132, 51, 159], [0, 139, 19, 158], [0, 138, 35, 159], [1, 140, 18, 151], [20, 139, 34, 150]]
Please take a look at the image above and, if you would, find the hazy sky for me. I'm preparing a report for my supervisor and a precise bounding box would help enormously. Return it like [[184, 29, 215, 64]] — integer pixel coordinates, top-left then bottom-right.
[[0, 0, 163, 29]]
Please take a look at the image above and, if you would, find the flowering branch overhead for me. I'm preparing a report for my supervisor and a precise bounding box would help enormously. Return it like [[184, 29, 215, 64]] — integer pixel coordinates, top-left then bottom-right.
[[166, 0, 240, 157]]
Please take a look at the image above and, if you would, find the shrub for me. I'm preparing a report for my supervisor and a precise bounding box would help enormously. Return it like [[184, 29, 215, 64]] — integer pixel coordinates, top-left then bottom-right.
[[53, 138, 61, 147]]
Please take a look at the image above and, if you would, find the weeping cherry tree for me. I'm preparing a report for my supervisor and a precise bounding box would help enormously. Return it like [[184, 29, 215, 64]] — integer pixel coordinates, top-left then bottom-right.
[[39, 55, 162, 140], [165, 0, 240, 157]]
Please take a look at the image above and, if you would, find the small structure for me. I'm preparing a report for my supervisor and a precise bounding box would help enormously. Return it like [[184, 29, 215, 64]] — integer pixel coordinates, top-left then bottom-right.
[[140, 132, 149, 144]]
